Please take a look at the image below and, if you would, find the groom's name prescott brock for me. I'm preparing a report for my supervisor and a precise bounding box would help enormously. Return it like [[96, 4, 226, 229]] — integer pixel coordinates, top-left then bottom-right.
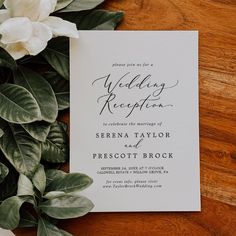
[[93, 153, 174, 159]]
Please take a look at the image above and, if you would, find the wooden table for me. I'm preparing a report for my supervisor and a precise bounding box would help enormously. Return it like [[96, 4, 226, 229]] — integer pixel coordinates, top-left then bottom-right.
[[15, 0, 236, 235]]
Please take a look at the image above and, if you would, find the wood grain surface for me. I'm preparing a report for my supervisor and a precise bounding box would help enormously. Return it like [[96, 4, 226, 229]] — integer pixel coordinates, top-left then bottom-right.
[[14, 0, 236, 235]]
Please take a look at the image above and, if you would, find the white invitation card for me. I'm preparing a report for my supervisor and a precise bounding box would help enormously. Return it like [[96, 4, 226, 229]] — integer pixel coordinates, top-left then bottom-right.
[[70, 31, 200, 211]]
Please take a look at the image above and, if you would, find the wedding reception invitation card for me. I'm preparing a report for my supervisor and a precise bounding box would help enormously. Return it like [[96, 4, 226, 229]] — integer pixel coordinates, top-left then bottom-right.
[[70, 31, 200, 211]]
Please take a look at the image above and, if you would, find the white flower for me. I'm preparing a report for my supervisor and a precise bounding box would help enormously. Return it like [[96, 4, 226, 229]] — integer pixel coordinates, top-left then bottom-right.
[[0, 228, 15, 236], [0, 0, 79, 59]]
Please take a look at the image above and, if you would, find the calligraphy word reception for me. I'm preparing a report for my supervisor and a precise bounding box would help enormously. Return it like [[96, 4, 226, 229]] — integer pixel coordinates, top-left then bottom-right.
[[0, 0, 123, 235]]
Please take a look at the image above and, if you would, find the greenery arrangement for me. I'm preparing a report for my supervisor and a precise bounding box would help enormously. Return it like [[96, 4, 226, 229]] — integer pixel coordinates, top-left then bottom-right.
[[0, 0, 123, 235]]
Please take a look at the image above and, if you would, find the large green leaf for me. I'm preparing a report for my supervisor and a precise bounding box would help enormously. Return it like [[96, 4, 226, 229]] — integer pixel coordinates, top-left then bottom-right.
[[32, 164, 46, 195], [41, 48, 69, 80], [0, 47, 17, 70], [39, 195, 94, 219], [19, 208, 37, 228], [46, 74, 69, 110], [60, 0, 104, 12], [14, 67, 58, 123], [0, 0, 4, 7], [0, 196, 30, 230], [37, 218, 72, 236], [45, 169, 66, 186], [61, 10, 124, 30], [21, 121, 51, 142], [0, 84, 41, 124], [55, 0, 74, 11], [45, 173, 93, 194], [17, 174, 34, 196], [41, 122, 69, 163], [0, 162, 8, 184], [0, 121, 41, 177]]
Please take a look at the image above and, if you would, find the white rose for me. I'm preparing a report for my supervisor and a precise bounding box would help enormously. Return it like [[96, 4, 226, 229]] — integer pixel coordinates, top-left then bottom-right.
[[0, 0, 79, 59]]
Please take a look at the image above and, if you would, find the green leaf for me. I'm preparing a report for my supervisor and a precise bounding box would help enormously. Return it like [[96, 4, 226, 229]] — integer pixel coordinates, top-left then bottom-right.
[[60, 0, 104, 12], [32, 164, 46, 195], [41, 48, 69, 80], [55, 0, 74, 11], [0, 47, 17, 70], [0, 162, 8, 184], [58, 121, 68, 132], [19, 208, 37, 228], [93, 15, 124, 30], [0, 0, 4, 7], [37, 218, 72, 236], [0, 128, 3, 137], [0, 156, 19, 201], [46, 74, 69, 110], [14, 67, 58, 123], [45, 169, 66, 186], [59, 229, 73, 236], [46, 173, 93, 194], [17, 174, 34, 196], [61, 10, 124, 30], [41, 122, 69, 163], [47, 37, 69, 56], [0, 196, 30, 230], [21, 121, 51, 142], [17, 55, 46, 65], [0, 84, 41, 124], [0, 121, 41, 177], [43, 191, 65, 200], [39, 195, 94, 219], [0, 67, 12, 85]]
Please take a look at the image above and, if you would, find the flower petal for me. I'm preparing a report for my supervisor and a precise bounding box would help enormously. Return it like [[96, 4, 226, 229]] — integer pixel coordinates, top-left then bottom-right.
[[0, 10, 10, 24], [4, 0, 57, 21], [43, 16, 79, 38], [0, 17, 32, 44], [4, 0, 33, 18], [3, 0, 20, 16], [5, 42, 28, 60], [37, 0, 57, 21], [23, 22, 52, 56]]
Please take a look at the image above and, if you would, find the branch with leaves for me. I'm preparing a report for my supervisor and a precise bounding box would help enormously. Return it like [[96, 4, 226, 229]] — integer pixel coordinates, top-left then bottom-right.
[[0, 0, 123, 235]]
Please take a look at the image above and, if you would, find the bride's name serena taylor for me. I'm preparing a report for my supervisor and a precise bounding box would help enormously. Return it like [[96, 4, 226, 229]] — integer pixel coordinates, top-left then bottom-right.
[[92, 72, 179, 118], [96, 132, 170, 139]]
